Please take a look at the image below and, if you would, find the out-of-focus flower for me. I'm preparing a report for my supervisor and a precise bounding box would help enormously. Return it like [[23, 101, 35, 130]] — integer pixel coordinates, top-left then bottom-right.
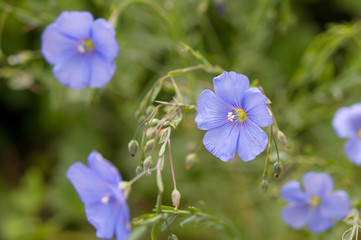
[[281, 172, 350, 233], [332, 103, 361, 165], [41, 11, 119, 89], [67, 151, 131, 240], [195, 71, 273, 162]]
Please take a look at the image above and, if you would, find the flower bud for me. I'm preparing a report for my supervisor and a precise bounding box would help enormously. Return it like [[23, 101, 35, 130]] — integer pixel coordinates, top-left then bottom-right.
[[261, 179, 269, 193], [277, 130, 288, 148], [172, 189, 181, 210], [128, 140, 139, 157], [135, 165, 143, 175], [273, 161, 283, 178], [143, 156, 153, 175], [168, 234, 178, 240], [185, 153, 197, 169], [146, 105, 156, 116], [144, 139, 155, 152], [149, 118, 160, 126]]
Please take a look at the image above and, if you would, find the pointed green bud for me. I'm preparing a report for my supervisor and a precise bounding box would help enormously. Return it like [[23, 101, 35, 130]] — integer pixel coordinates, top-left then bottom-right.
[[149, 118, 160, 126], [277, 130, 287, 148], [146, 105, 156, 116], [185, 153, 197, 170], [172, 189, 181, 210], [168, 234, 178, 240], [135, 165, 143, 175], [273, 161, 283, 178], [119, 181, 131, 198], [261, 179, 269, 193], [128, 140, 139, 157], [143, 156, 153, 175], [144, 139, 155, 152]]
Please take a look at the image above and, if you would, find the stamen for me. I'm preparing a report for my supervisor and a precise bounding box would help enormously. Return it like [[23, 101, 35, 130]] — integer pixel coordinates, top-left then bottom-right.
[[309, 196, 321, 207], [101, 196, 109, 205], [227, 109, 248, 123], [77, 39, 94, 53], [227, 112, 235, 122]]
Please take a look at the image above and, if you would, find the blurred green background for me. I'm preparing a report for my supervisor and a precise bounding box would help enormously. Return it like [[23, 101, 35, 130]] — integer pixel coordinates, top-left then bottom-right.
[[1, 0, 361, 239]]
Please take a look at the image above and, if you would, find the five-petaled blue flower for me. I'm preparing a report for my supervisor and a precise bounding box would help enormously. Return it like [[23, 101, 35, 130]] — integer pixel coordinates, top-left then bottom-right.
[[332, 103, 361, 165], [67, 151, 131, 240], [195, 71, 273, 162], [41, 11, 119, 90], [281, 172, 350, 233]]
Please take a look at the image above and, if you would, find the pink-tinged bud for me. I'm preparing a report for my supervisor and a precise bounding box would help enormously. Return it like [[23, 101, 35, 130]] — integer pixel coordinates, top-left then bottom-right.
[[171, 189, 181, 210]]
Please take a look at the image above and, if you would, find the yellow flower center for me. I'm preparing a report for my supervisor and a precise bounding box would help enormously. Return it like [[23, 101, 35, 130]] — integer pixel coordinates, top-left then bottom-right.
[[227, 109, 247, 123], [77, 39, 94, 53], [309, 196, 321, 208], [358, 129, 361, 139]]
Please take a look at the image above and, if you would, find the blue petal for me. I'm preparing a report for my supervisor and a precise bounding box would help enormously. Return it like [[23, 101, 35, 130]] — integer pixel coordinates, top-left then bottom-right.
[[281, 181, 308, 203], [66, 162, 108, 204], [55, 11, 93, 39], [91, 19, 119, 60], [53, 53, 90, 90], [242, 88, 273, 127], [321, 190, 350, 220], [237, 120, 268, 162], [302, 172, 333, 197], [307, 208, 334, 233], [344, 138, 361, 165], [213, 71, 249, 108], [115, 205, 131, 240], [281, 203, 311, 230], [203, 123, 239, 161], [332, 103, 361, 139], [88, 151, 122, 186], [88, 54, 116, 88], [85, 200, 119, 239], [41, 23, 76, 64], [195, 89, 229, 130]]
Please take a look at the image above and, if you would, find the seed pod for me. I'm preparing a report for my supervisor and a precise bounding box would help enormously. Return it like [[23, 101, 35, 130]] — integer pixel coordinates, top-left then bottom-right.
[[172, 189, 181, 210], [144, 139, 155, 152], [273, 161, 283, 178], [143, 156, 153, 175], [128, 140, 139, 157], [261, 179, 269, 193]]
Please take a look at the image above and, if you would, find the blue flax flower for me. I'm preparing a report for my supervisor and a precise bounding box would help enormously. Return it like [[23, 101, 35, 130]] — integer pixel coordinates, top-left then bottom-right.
[[332, 103, 361, 165], [41, 11, 119, 89], [67, 151, 131, 240], [281, 172, 350, 233], [195, 71, 273, 162]]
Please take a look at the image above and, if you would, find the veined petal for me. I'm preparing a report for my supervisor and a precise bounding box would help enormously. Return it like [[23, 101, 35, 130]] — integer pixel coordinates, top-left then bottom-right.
[[41, 23, 77, 64], [344, 138, 361, 166], [91, 19, 119, 59], [307, 208, 334, 233], [66, 162, 108, 204], [55, 11, 93, 39], [237, 120, 268, 162], [281, 203, 311, 230], [242, 88, 273, 127], [195, 89, 229, 130], [85, 200, 119, 239], [88, 54, 115, 88], [53, 53, 90, 90], [213, 71, 249, 108], [203, 124, 239, 161], [321, 190, 350, 220], [281, 181, 308, 203], [302, 172, 333, 197], [88, 151, 121, 186], [115, 205, 131, 240]]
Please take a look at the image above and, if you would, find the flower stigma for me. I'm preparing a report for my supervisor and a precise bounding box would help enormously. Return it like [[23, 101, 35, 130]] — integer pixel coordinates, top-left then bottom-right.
[[101, 196, 109, 205], [227, 109, 247, 123], [309, 195, 321, 207], [77, 39, 94, 53]]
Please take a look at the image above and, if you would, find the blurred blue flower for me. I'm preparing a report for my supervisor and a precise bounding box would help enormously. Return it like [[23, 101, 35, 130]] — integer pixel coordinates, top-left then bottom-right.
[[332, 103, 361, 165], [195, 71, 273, 162], [41, 11, 119, 90], [281, 172, 350, 233], [67, 151, 131, 240]]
